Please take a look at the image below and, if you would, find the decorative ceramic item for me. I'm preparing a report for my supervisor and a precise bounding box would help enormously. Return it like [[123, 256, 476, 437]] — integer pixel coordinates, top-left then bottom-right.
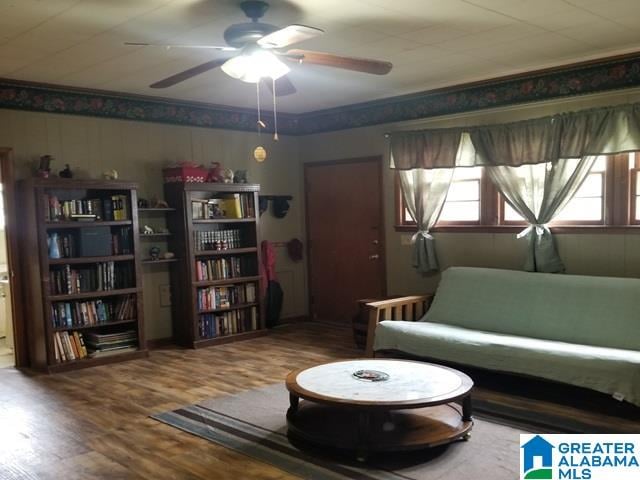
[[48, 233, 61, 259], [59, 164, 73, 178], [149, 246, 161, 260], [222, 168, 234, 183], [151, 198, 169, 208], [207, 162, 225, 182], [254, 146, 267, 162], [233, 170, 248, 183], [142, 225, 154, 235], [162, 252, 175, 259], [138, 198, 149, 208], [103, 169, 119, 180], [37, 155, 53, 178]]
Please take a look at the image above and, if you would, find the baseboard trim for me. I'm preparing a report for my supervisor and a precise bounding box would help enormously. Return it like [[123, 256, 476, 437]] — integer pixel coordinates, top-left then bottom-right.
[[146, 337, 175, 349], [277, 315, 309, 325]]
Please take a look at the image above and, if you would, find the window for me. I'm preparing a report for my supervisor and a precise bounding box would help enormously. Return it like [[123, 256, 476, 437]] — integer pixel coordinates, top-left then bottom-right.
[[395, 153, 636, 231], [438, 167, 482, 224], [502, 157, 607, 224]]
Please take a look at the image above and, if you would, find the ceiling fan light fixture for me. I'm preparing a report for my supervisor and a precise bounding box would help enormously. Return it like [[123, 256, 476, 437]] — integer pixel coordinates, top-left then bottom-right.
[[221, 50, 289, 83]]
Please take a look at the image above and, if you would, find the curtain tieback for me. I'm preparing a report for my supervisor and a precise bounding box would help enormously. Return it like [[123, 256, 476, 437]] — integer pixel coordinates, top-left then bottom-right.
[[412, 230, 433, 243], [516, 223, 549, 239]]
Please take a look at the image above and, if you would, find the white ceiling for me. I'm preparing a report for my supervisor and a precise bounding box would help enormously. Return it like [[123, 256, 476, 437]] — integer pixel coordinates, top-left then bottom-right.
[[1, 0, 640, 113]]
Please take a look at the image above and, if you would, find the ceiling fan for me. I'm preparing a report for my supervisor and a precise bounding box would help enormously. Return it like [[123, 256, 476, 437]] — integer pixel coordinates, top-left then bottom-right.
[[125, 0, 393, 96]]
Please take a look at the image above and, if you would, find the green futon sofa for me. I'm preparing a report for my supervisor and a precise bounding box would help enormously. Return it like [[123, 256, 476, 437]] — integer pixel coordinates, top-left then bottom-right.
[[366, 267, 640, 406]]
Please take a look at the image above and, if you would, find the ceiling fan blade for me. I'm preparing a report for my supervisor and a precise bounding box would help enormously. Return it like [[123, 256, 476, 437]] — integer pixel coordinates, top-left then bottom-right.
[[261, 75, 297, 97], [257, 25, 324, 49], [125, 42, 236, 51], [150, 57, 230, 88], [282, 49, 392, 75]]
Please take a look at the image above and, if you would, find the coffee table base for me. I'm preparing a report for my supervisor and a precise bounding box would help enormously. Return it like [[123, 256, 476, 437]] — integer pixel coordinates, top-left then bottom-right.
[[287, 402, 472, 457]]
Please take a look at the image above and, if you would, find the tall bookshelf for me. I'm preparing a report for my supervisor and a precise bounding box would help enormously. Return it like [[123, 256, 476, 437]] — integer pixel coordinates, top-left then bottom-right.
[[19, 178, 148, 373], [164, 183, 265, 348]]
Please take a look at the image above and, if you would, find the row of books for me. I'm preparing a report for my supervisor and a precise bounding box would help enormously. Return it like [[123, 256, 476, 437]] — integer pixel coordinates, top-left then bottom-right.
[[46, 195, 129, 221], [49, 262, 134, 295], [191, 194, 254, 220], [47, 228, 132, 258], [51, 295, 136, 328], [196, 283, 257, 311], [194, 229, 243, 251], [195, 256, 254, 281], [84, 330, 138, 355], [199, 306, 259, 339], [53, 331, 88, 363]]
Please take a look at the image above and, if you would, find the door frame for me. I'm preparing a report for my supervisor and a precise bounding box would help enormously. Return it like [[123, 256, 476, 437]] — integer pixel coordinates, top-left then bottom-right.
[[303, 156, 387, 321], [0, 148, 26, 367]]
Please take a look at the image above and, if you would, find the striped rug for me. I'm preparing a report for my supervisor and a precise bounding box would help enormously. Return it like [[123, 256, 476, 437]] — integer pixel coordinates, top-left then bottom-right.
[[152, 383, 523, 480]]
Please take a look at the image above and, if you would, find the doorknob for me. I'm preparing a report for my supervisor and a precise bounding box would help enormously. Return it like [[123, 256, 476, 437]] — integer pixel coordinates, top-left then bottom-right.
[[369, 254, 379, 260], [372, 240, 379, 245]]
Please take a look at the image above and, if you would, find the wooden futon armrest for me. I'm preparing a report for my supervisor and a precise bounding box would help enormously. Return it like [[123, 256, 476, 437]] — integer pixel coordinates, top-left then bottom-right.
[[364, 295, 433, 357]]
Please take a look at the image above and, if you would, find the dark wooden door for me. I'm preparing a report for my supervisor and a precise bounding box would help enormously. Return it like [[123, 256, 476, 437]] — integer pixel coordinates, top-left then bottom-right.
[[305, 157, 385, 324]]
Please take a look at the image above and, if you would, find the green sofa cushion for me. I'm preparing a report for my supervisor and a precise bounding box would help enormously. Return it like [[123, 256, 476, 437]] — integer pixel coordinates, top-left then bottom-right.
[[423, 267, 640, 351], [375, 320, 640, 406]]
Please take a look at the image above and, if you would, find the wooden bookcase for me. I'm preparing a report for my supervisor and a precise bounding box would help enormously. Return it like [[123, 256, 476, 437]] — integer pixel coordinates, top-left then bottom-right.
[[164, 183, 265, 348], [19, 178, 148, 373]]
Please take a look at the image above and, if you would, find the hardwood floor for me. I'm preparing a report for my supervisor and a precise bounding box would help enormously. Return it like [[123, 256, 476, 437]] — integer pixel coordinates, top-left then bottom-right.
[[1, 322, 638, 479], [0, 323, 356, 480]]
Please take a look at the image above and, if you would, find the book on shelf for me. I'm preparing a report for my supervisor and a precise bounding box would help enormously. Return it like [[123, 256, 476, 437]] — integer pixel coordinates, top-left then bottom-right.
[[195, 256, 254, 281], [49, 262, 134, 295], [190, 193, 255, 220], [51, 294, 136, 328], [193, 229, 242, 251], [45, 194, 129, 222], [199, 306, 258, 339], [196, 283, 256, 311], [53, 331, 89, 363], [84, 330, 138, 356]]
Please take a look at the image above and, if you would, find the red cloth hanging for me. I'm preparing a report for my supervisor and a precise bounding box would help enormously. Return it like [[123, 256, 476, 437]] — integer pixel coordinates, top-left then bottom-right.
[[260, 240, 277, 297]]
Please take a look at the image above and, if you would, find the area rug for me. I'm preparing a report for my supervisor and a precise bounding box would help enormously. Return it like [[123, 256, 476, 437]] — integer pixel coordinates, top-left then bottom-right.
[[152, 383, 526, 479]]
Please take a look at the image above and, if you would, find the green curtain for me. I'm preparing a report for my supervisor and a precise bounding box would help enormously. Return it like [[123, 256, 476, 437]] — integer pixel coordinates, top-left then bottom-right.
[[398, 168, 454, 273]]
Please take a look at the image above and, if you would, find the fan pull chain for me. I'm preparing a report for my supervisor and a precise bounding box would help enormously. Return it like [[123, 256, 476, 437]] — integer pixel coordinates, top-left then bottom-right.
[[256, 81, 265, 132], [272, 77, 279, 142]]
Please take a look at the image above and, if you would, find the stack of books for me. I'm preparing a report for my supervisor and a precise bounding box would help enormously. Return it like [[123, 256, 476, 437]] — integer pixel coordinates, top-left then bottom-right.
[[199, 306, 258, 339], [51, 294, 136, 328], [53, 331, 88, 362], [193, 229, 242, 251], [45, 194, 129, 221], [84, 330, 138, 357], [195, 256, 250, 281], [191, 194, 254, 220], [196, 283, 256, 311], [49, 262, 134, 294]]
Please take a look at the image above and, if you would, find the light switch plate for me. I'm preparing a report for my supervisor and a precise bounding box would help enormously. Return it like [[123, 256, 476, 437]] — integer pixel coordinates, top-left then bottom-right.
[[159, 284, 172, 307]]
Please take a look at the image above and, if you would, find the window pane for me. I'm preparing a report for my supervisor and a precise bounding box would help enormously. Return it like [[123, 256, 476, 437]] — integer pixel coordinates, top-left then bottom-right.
[[403, 207, 414, 223], [453, 166, 482, 180], [575, 173, 602, 198], [554, 198, 602, 221], [504, 202, 525, 222], [591, 156, 607, 172], [446, 180, 480, 201], [439, 201, 480, 222]]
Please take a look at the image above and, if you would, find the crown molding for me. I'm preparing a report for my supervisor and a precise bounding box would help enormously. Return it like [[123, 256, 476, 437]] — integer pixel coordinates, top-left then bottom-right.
[[1, 51, 640, 136]]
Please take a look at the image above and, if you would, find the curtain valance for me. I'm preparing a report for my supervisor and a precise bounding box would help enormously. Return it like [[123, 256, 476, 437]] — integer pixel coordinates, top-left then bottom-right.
[[389, 102, 640, 169]]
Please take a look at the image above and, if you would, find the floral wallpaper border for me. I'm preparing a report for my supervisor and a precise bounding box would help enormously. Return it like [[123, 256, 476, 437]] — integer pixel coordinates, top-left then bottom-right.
[[296, 53, 640, 134], [1, 53, 640, 135]]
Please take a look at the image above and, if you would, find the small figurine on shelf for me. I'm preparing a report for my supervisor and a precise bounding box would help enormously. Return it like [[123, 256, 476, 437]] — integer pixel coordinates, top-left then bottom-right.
[[149, 246, 161, 261], [207, 162, 225, 183], [233, 170, 248, 183], [163, 252, 175, 260], [142, 225, 154, 235], [37, 155, 53, 178], [103, 169, 119, 180], [59, 164, 73, 178], [138, 198, 149, 208], [150, 197, 169, 208], [222, 168, 234, 183]]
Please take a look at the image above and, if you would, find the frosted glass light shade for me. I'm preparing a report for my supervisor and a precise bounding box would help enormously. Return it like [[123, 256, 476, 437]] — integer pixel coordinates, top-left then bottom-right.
[[221, 50, 289, 83]]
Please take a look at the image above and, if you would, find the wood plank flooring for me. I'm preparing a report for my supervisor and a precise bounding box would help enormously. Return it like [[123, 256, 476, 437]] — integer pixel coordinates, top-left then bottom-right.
[[0, 322, 638, 479]]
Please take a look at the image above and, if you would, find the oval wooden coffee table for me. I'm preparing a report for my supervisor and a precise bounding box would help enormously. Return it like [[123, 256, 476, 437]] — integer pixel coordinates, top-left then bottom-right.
[[285, 359, 473, 458]]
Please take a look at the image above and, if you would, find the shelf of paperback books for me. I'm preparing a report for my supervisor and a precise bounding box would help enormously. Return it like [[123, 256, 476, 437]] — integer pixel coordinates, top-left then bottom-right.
[[19, 178, 148, 372]]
